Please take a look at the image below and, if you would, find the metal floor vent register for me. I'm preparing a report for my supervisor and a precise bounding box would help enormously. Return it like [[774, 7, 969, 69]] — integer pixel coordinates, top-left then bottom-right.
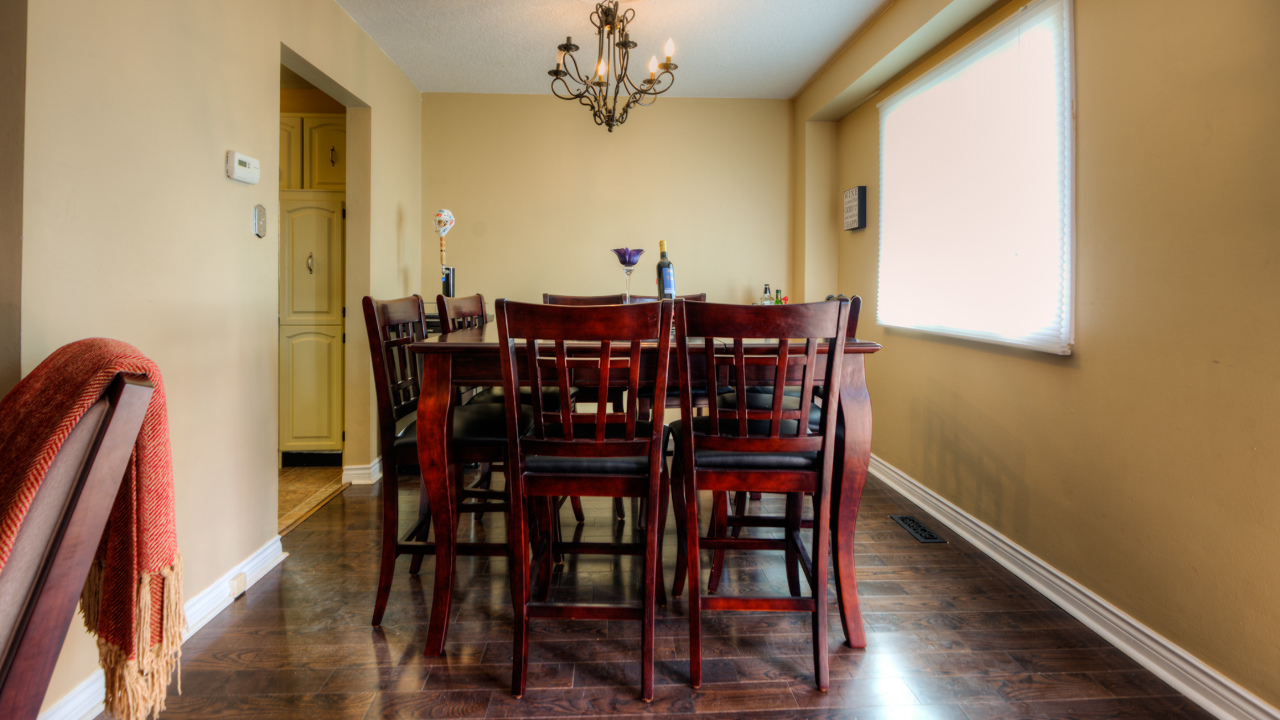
[[890, 515, 947, 543]]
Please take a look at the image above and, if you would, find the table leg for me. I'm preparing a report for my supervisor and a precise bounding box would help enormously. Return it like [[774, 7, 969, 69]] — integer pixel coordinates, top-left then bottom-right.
[[833, 354, 871, 649], [418, 352, 457, 657]]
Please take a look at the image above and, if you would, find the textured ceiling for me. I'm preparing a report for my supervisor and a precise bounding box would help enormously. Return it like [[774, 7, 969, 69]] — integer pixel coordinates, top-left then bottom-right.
[[332, 0, 889, 98]]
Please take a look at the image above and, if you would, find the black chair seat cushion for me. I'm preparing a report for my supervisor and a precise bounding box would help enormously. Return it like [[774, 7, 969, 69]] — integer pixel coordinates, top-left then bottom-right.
[[470, 385, 575, 411], [745, 385, 826, 400], [669, 417, 818, 471], [717, 392, 823, 429], [394, 403, 534, 447], [525, 421, 656, 475], [525, 455, 650, 475]]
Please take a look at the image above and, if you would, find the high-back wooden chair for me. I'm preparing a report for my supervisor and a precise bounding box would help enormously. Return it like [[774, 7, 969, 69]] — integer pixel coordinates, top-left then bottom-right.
[[669, 299, 851, 691], [0, 374, 153, 720], [437, 293, 587, 524], [496, 299, 674, 701], [362, 295, 513, 629]]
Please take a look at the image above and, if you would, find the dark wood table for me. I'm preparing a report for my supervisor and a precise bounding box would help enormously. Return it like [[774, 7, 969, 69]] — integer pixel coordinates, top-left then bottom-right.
[[410, 325, 879, 656]]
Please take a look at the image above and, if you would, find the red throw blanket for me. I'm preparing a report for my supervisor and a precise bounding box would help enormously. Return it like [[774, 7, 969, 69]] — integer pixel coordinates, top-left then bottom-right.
[[0, 338, 183, 720]]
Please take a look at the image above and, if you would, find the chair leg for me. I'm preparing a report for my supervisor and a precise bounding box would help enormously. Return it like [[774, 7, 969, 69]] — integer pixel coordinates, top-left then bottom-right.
[[785, 493, 803, 598], [669, 457, 688, 599], [707, 492, 729, 595], [570, 496, 586, 524], [372, 465, 400, 626], [641, 481, 661, 702], [533, 499, 554, 602], [613, 497, 626, 521], [474, 463, 492, 524], [729, 491, 748, 539], [509, 485, 531, 698], [551, 497, 564, 565], [811, 501, 832, 691], [683, 466, 703, 689], [409, 477, 431, 576]]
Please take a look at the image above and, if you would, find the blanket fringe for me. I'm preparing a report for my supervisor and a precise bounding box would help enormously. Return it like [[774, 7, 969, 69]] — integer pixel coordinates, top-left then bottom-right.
[[95, 557, 185, 720], [79, 558, 104, 632]]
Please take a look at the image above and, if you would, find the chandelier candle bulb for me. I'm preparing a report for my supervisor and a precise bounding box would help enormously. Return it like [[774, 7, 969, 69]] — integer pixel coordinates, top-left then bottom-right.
[[648, 56, 657, 79], [664, 38, 674, 61]]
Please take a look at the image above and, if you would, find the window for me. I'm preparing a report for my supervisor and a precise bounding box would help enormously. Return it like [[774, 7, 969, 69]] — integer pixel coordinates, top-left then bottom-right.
[[877, 0, 1074, 354]]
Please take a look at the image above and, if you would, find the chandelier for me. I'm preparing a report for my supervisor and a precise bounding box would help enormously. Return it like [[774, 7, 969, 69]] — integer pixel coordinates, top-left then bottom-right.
[[548, 0, 678, 132]]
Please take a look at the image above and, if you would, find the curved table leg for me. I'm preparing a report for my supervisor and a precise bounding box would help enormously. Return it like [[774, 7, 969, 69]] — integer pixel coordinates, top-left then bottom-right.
[[833, 354, 871, 649], [419, 352, 457, 657]]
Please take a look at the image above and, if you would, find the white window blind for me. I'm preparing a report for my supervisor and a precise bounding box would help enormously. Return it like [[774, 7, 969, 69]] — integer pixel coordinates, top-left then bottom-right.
[[877, 0, 1075, 355]]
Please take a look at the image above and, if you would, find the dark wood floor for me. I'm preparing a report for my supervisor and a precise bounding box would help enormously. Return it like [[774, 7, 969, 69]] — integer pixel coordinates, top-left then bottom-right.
[[135, 473, 1214, 720]]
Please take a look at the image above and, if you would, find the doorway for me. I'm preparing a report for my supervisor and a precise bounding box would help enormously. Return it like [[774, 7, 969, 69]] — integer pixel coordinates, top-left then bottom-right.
[[276, 63, 348, 534]]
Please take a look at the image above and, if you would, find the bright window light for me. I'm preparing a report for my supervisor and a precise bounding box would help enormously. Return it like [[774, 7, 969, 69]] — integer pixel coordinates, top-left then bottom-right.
[[878, 0, 1074, 354]]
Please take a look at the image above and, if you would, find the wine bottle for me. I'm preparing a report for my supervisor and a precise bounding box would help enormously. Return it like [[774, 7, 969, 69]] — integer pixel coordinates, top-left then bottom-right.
[[656, 240, 676, 299], [761, 284, 772, 305]]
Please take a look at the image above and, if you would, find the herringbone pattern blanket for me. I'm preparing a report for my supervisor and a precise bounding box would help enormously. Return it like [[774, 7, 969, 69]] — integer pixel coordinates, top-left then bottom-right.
[[0, 338, 183, 720]]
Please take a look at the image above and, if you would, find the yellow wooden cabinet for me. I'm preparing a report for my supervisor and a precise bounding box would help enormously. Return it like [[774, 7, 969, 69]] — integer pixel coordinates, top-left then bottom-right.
[[278, 325, 345, 453], [279, 192, 345, 326], [279, 191, 345, 454], [279, 113, 344, 191], [279, 115, 303, 190]]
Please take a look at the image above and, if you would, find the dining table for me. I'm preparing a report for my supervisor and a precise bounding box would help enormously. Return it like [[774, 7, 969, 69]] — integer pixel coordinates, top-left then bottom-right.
[[409, 321, 880, 656]]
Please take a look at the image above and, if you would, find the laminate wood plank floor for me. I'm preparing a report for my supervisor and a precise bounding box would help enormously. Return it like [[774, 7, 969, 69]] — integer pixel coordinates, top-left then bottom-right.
[[279, 466, 348, 535], [127, 473, 1214, 720]]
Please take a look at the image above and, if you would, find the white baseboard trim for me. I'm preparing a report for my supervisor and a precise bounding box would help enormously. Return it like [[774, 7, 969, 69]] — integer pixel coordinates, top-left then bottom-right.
[[868, 453, 1279, 720], [39, 536, 288, 720], [183, 535, 287, 639], [343, 457, 381, 485]]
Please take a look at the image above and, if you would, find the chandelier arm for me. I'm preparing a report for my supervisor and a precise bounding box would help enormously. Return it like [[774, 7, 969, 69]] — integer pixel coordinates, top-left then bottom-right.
[[552, 76, 588, 100], [564, 53, 591, 86]]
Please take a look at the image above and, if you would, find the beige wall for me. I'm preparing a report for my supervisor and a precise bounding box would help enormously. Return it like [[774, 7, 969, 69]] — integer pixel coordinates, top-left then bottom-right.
[[0, 0, 24, 396], [421, 94, 791, 305], [22, 0, 421, 709], [831, 0, 1280, 705]]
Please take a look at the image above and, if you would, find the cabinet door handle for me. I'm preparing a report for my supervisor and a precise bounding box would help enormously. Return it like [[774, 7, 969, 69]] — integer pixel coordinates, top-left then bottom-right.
[[330, 146, 336, 166], [307, 253, 314, 275]]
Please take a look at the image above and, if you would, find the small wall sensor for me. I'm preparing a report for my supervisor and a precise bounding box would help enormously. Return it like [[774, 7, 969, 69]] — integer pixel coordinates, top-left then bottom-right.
[[226, 151, 261, 184], [253, 204, 267, 237]]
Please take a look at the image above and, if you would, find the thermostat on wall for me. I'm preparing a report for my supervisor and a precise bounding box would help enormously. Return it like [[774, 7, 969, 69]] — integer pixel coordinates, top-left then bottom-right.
[[226, 151, 261, 185]]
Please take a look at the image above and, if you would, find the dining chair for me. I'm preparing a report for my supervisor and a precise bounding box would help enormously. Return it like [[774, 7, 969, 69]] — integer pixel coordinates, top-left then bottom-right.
[[669, 298, 851, 691], [541, 292, 630, 520], [496, 298, 673, 701], [0, 374, 153, 720], [437, 293, 587, 524], [362, 295, 520, 628], [719, 296, 863, 561]]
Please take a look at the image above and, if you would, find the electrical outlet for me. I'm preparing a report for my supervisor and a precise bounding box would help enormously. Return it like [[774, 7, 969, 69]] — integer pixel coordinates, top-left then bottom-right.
[[229, 572, 247, 598]]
